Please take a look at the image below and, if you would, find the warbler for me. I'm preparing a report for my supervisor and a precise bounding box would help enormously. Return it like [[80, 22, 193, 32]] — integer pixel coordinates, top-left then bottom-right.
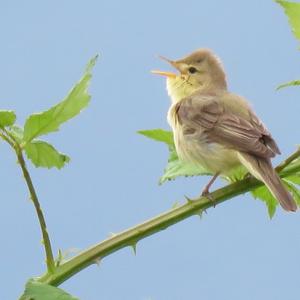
[[152, 49, 297, 212]]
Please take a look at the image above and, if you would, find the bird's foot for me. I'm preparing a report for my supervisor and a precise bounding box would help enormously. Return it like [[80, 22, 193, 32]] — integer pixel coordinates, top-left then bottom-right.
[[201, 188, 216, 206], [201, 186, 210, 197]]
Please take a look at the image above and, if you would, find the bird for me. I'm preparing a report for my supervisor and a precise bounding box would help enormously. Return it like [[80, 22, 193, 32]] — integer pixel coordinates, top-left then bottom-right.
[[152, 48, 297, 212]]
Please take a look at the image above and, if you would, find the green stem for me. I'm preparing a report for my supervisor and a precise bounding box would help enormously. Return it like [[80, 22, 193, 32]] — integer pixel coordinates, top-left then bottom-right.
[[0, 130, 15, 148], [37, 147, 300, 286], [16, 148, 55, 273], [0, 129, 56, 274], [276, 147, 300, 172], [39, 176, 261, 285]]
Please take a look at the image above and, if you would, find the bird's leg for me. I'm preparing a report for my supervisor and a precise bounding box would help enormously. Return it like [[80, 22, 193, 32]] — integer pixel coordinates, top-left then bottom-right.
[[201, 172, 220, 196]]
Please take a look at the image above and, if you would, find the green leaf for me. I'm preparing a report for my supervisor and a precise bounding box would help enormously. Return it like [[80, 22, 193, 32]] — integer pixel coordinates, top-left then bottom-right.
[[252, 186, 277, 218], [19, 280, 79, 300], [277, 1, 300, 41], [223, 166, 248, 183], [138, 129, 174, 147], [25, 140, 70, 169], [276, 2, 300, 89], [138, 128, 211, 184], [0, 110, 16, 127], [159, 147, 211, 184], [285, 174, 300, 185], [277, 80, 300, 90], [281, 157, 300, 176], [23, 55, 98, 143]]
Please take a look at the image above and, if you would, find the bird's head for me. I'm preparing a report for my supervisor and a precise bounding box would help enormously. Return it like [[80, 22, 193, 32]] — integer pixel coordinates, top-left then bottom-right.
[[152, 49, 227, 103]]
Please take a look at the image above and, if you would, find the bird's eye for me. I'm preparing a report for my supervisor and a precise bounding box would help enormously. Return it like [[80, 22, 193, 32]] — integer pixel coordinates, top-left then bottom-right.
[[188, 67, 197, 74]]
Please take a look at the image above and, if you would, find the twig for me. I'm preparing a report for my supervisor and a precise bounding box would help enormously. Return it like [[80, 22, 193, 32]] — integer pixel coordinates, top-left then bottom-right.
[[39, 178, 261, 285], [37, 147, 300, 286], [0, 129, 55, 274], [16, 147, 55, 273], [276, 147, 300, 173]]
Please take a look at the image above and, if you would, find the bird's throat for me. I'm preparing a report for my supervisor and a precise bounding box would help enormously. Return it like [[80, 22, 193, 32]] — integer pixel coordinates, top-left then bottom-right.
[[166, 77, 200, 104]]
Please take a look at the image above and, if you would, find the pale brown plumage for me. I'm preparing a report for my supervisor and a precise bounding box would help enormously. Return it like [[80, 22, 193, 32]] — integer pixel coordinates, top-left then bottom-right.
[[175, 93, 280, 159], [155, 48, 297, 212]]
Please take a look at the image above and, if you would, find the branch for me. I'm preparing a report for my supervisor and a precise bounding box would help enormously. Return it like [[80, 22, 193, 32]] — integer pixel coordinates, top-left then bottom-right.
[[16, 148, 55, 273], [276, 146, 300, 172], [0, 129, 55, 274], [37, 148, 300, 286]]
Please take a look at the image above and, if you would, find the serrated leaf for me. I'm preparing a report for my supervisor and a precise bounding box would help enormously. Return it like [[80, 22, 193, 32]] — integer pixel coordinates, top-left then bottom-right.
[[159, 148, 211, 184], [25, 140, 70, 169], [252, 186, 277, 218], [223, 165, 248, 183], [0, 110, 16, 127], [277, 80, 300, 90], [138, 128, 210, 184], [138, 129, 174, 147], [19, 280, 79, 300], [283, 179, 300, 205], [276, 1, 300, 90], [277, 0, 300, 41], [23, 55, 98, 143]]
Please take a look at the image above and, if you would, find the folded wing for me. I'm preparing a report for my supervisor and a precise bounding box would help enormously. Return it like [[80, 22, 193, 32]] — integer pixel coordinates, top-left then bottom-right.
[[175, 94, 280, 159]]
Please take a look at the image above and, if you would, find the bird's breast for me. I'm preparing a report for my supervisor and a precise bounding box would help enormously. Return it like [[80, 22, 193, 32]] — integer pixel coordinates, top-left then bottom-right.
[[167, 104, 240, 174]]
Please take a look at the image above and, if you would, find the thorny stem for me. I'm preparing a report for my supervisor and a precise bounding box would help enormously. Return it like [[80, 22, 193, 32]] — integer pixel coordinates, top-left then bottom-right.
[[2, 121, 298, 287], [16, 148, 55, 273], [38, 148, 300, 286], [0, 129, 55, 274]]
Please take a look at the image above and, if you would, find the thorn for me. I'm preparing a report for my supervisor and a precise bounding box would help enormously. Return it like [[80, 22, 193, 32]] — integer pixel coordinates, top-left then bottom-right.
[[55, 249, 63, 267], [108, 232, 117, 238], [184, 195, 194, 203], [58, 251, 62, 263], [130, 243, 137, 256], [171, 201, 180, 209], [202, 193, 216, 206], [194, 209, 204, 218], [93, 257, 101, 266]]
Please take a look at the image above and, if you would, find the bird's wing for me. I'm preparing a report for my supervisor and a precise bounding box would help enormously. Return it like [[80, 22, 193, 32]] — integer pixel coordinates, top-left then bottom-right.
[[175, 94, 280, 158]]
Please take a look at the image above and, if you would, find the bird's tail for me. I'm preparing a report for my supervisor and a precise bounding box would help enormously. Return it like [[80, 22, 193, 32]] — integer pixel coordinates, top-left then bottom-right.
[[237, 152, 297, 212]]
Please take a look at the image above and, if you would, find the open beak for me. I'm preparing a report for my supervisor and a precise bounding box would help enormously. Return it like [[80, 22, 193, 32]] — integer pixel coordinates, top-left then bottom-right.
[[151, 55, 179, 78], [151, 70, 177, 78]]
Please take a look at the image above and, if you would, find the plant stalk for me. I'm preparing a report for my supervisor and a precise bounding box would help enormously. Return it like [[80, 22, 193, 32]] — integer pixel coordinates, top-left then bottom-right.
[[0, 128, 56, 273], [16, 145, 55, 273], [38, 176, 261, 285], [38, 147, 300, 285], [276, 147, 300, 172]]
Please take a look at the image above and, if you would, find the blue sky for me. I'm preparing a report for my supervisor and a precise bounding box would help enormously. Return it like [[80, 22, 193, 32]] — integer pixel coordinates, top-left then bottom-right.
[[1, 1, 300, 299]]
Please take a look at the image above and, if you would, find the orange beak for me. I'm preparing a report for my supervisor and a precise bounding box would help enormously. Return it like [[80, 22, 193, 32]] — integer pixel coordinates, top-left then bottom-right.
[[151, 70, 177, 78], [151, 55, 178, 78]]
